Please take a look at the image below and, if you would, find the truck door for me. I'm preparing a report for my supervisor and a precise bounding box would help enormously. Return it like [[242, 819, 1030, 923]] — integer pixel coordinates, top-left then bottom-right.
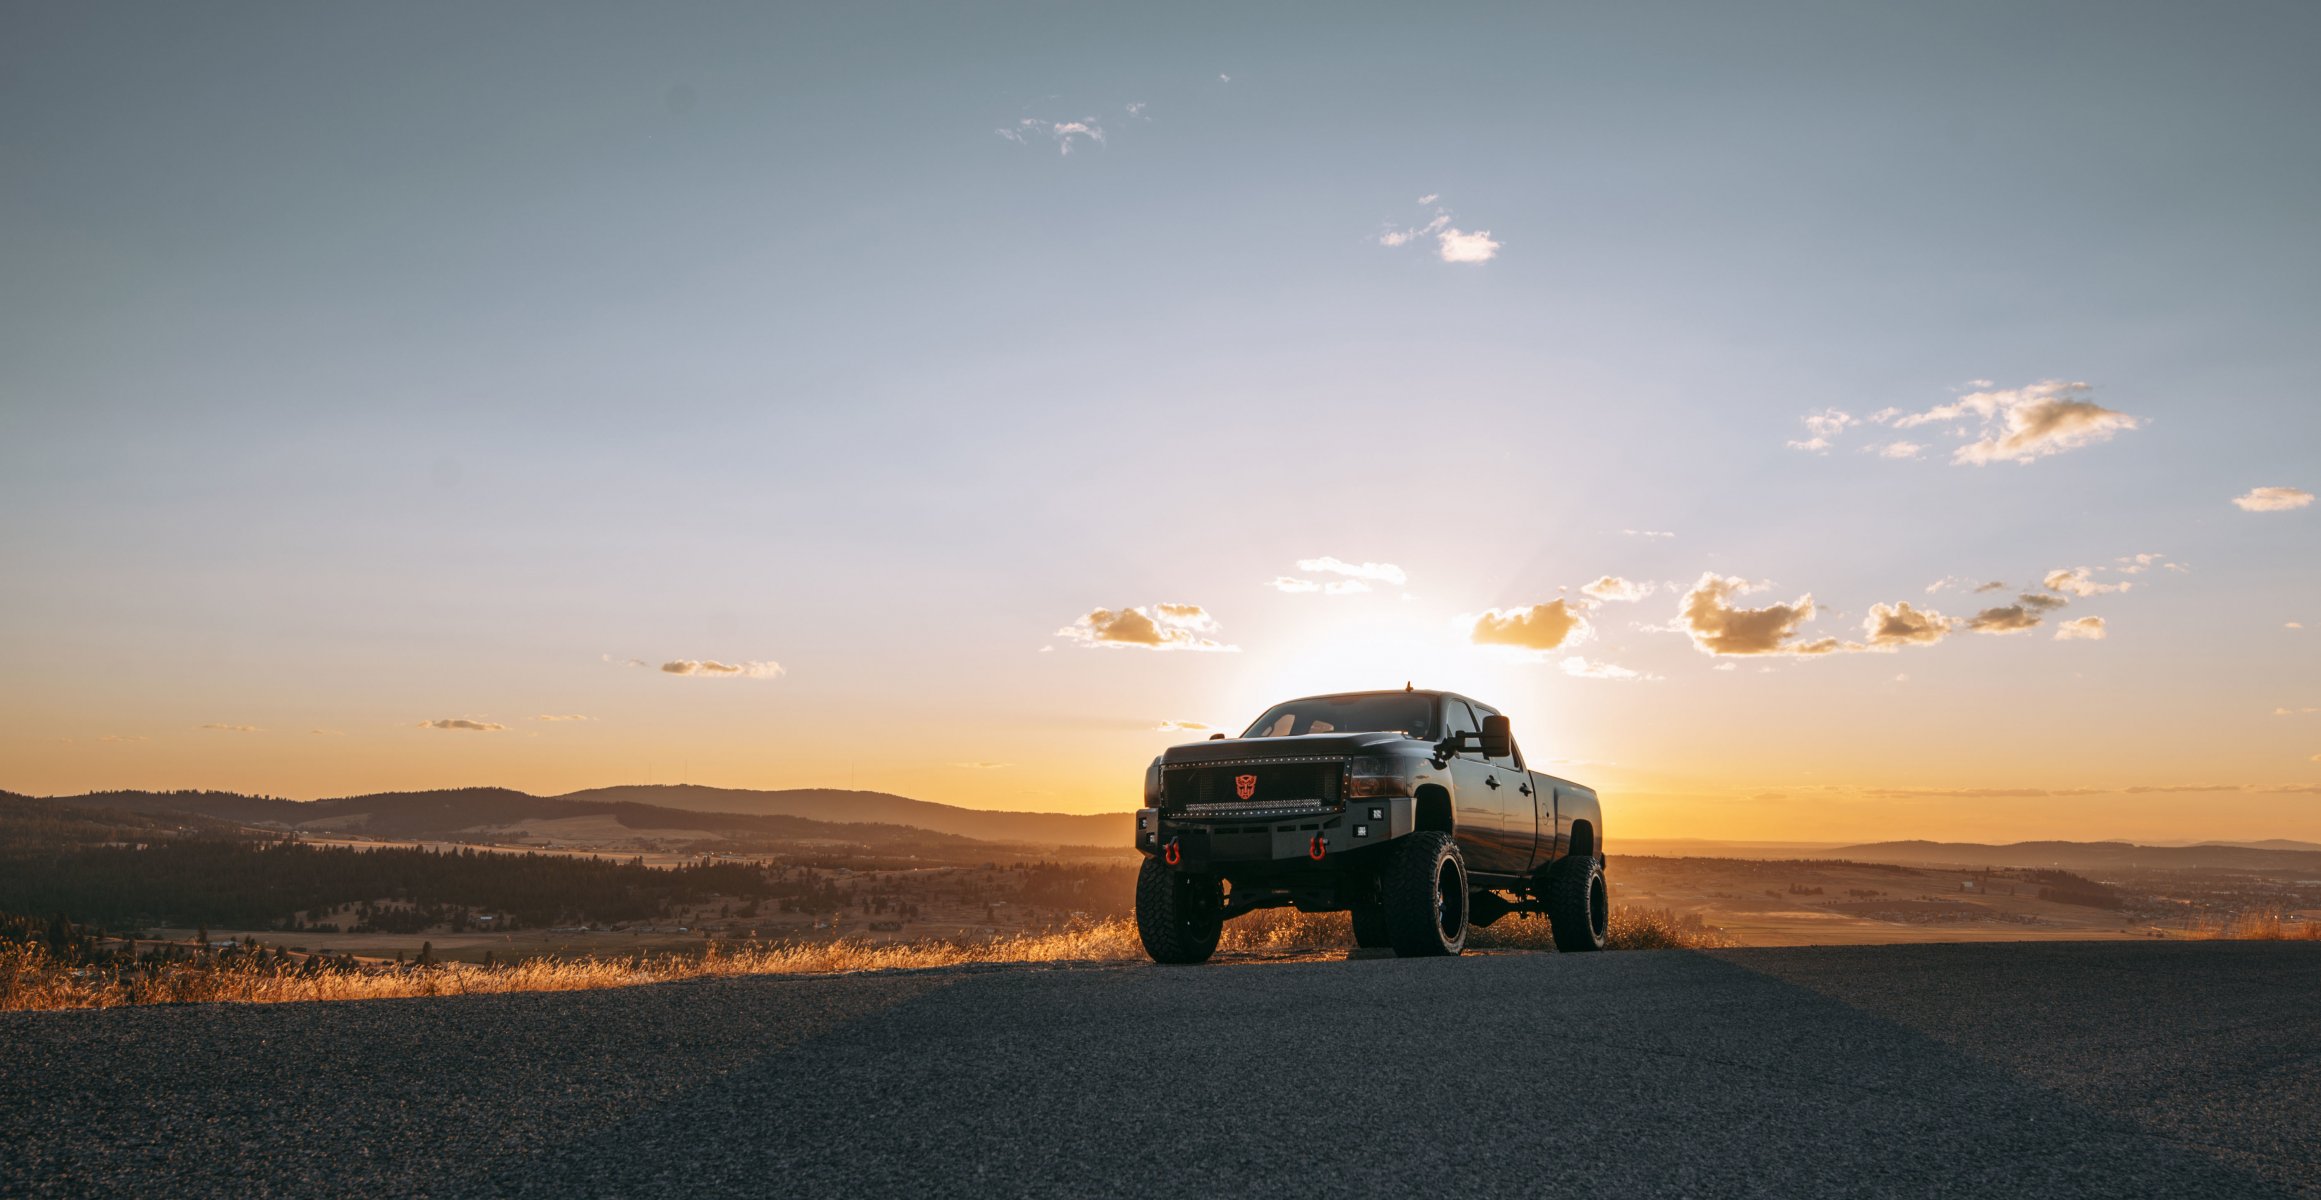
[[1441, 698, 1513, 873], [1506, 747, 1549, 874], [1473, 701, 1541, 873]]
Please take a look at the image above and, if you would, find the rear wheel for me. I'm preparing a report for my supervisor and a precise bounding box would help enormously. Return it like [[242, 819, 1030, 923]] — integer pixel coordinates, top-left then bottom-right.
[[1380, 832, 1468, 957], [1544, 854, 1609, 952], [1135, 857, 1223, 964]]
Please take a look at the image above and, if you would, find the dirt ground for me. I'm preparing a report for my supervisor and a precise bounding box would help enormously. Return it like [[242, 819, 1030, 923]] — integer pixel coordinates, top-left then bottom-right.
[[1610, 856, 2160, 946]]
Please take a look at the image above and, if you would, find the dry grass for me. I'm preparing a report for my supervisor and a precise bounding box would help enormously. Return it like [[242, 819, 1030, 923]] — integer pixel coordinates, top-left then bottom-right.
[[2181, 911, 2321, 941], [2, 905, 1733, 1012]]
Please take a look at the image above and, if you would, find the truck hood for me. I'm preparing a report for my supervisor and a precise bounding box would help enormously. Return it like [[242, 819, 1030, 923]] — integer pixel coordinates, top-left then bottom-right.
[[1159, 731, 1424, 766]]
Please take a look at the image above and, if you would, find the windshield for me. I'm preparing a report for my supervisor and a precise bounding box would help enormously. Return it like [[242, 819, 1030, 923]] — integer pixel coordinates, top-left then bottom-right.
[[1241, 694, 1437, 740]]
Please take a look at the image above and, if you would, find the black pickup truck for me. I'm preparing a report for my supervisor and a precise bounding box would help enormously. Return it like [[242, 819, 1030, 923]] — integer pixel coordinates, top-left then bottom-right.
[[1133, 687, 1609, 962]]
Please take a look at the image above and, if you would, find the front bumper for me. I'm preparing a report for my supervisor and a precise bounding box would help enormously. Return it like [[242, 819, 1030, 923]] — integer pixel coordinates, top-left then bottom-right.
[[1137, 797, 1417, 869]]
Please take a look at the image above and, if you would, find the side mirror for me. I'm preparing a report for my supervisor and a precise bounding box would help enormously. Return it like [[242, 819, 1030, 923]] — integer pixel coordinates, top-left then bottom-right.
[[1479, 715, 1513, 760], [1209, 733, 1226, 740]]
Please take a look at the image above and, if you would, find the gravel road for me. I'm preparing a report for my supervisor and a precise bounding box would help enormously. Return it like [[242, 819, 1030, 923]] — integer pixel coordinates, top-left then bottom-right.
[[5, 940, 2315, 1198]]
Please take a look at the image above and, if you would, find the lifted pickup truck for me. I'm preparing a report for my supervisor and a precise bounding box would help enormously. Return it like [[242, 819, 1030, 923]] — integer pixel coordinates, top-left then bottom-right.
[[1133, 687, 1608, 962]]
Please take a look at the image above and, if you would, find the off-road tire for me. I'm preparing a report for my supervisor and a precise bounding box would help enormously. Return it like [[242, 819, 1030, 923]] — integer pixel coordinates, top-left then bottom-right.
[[1545, 854, 1609, 952], [1135, 856, 1224, 964], [1349, 897, 1393, 949], [1380, 831, 1468, 957]]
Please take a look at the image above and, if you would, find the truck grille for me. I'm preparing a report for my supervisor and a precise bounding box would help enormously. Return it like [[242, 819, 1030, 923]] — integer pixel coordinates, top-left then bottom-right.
[[1163, 760, 1345, 811]]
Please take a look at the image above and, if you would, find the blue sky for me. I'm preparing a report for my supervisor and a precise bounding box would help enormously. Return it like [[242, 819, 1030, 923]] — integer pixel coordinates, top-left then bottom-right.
[[3, 3, 2316, 838]]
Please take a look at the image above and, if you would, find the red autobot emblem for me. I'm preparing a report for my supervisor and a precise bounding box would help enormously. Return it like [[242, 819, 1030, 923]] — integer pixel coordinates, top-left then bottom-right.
[[1235, 774, 1258, 800]]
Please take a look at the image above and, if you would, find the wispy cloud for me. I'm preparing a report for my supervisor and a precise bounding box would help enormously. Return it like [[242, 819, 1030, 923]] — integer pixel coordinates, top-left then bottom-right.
[[660, 660, 785, 678], [1560, 656, 1658, 681], [996, 115, 1108, 156], [1156, 719, 1212, 732], [2055, 616, 2107, 641], [198, 723, 261, 733], [1298, 556, 1407, 585], [536, 714, 591, 722], [1891, 380, 2142, 465], [98, 734, 147, 743], [1786, 409, 1856, 453], [1581, 576, 1655, 603], [417, 718, 505, 732], [1621, 529, 1676, 539], [1378, 196, 1500, 264], [2234, 485, 2313, 512], [953, 761, 1011, 769], [1058, 603, 1236, 651], [2043, 567, 2129, 597]]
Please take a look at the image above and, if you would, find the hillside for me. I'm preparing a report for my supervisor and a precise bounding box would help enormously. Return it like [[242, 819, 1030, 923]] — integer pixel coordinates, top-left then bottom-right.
[[553, 785, 1128, 847], [1831, 839, 2321, 873], [31, 788, 999, 857], [28, 786, 1130, 854]]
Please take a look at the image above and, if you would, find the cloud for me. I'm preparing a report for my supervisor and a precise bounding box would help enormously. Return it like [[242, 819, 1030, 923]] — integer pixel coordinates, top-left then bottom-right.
[[309, 729, 343, 736], [1967, 604, 2043, 634], [1298, 556, 1407, 584], [418, 719, 505, 732], [98, 734, 147, 743], [2043, 567, 2128, 597], [1622, 529, 1676, 539], [2054, 616, 2107, 641], [1058, 604, 1235, 651], [2121, 784, 2244, 794], [1889, 380, 2141, 465], [997, 116, 1106, 156], [2114, 552, 2171, 575], [660, 660, 785, 678], [1156, 720, 1212, 732], [2234, 485, 2313, 512], [2275, 707, 2321, 716], [1787, 409, 1856, 452], [1125, 101, 1146, 117], [1861, 602, 1956, 649], [2017, 592, 2070, 612], [953, 761, 1012, 769], [1676, 574, 1837, 656], [1560, 656, 1657, 681], [536, 714, 591, 722], [1268, 577, 1321, 593], [1324, 579, 1369, 595], [1924, 577, 2006, 595], [1436, 228, 1500, 263], [199, 723, 261, 733], [1870, 441, 1924, 460], [1379, 198, 1499, 264], [1582, 576, 1655, 603], [1470, 600, 1593, 651]]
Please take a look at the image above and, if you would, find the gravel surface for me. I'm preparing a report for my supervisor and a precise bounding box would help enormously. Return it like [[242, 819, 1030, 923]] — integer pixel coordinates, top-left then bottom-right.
[[4, 941, 2314, 1198]]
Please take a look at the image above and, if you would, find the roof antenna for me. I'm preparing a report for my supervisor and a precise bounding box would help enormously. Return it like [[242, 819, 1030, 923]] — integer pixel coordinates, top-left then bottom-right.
[[1405, 681, 1414, 692]]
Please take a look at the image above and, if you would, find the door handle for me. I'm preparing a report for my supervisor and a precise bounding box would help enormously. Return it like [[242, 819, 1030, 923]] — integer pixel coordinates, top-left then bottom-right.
[[1485, 775, 1500, 789], [1519, 783, 1533, 796]]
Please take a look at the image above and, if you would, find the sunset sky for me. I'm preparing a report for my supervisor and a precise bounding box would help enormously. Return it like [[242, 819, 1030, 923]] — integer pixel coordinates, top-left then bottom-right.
[[4, 4, 2317, 842]]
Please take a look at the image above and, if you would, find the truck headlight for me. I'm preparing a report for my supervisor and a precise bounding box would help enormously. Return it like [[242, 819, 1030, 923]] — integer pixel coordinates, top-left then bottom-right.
[[1347, 757, 1417, 799]]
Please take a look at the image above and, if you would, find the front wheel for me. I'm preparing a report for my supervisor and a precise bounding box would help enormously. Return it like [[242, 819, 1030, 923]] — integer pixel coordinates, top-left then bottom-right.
[[1379, 831, 1468, 957], [1135, 857, 1223, 964], [1544, 855, 1609, 952]]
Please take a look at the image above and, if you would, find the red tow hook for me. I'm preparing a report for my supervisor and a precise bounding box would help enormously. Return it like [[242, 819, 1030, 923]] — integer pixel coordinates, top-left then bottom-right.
[[1308, 834, 1327, 861], [1163, 838, 1182, 866]]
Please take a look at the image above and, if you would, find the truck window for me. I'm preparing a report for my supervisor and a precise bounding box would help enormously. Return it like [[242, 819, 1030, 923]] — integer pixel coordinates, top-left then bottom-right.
[[1443, 699, 1482, 756]]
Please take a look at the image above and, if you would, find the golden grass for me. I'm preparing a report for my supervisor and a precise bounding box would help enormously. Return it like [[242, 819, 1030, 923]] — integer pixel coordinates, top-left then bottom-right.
[[1, 905, 1734, 1012], [2181, 911, 2321, 941]]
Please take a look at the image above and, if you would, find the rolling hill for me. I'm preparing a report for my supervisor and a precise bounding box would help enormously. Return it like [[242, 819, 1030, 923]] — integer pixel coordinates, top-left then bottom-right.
[[25, 786, 1130, 853]]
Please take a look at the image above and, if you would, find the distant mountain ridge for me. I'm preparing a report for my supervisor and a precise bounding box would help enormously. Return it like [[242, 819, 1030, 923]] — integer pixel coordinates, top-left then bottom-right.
[[552, 785, 1125, 846], [26, 785, 1130, 850], [1830, 839, 2321, 872]]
